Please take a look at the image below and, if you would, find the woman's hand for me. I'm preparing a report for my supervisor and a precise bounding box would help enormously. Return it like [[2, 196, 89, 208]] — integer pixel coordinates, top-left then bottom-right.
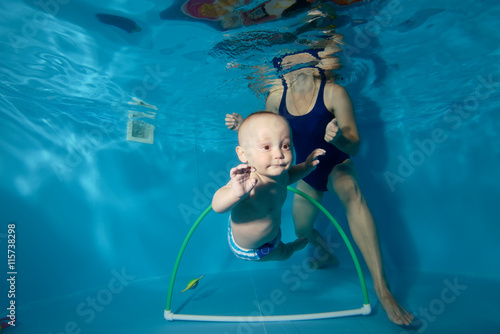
[[324, 118, 342, 143], [225, 113, 244, 131]]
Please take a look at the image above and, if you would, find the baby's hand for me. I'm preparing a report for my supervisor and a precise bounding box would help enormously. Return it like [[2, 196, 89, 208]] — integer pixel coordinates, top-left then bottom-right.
[[324, 118, 341, 143], [305, 149, 326, 171], [225, 113, 244, 131], [230, 164, 257, 198]]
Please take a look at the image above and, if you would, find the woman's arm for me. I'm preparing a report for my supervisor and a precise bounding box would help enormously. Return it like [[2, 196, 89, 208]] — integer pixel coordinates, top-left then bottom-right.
[[265, 87, 284, 114], [324, 83, 360, 156]]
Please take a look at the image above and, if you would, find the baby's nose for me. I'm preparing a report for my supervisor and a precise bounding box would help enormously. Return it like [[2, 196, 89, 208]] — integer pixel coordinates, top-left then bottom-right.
[[273, 148, 285, 158]]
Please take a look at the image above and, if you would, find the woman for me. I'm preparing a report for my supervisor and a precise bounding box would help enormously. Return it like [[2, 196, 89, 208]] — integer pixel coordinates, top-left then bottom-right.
[[225, 56, 413, 326]]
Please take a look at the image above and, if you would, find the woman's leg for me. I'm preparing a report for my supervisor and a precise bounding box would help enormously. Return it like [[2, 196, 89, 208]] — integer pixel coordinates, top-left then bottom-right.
[[328, 159, 413, 325], [293, 180, 338, 269]]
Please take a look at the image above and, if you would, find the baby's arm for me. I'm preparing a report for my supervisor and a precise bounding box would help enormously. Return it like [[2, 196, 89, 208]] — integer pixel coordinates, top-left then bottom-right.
[[212, 165, 257, 213], [288, 149, 325, 185]]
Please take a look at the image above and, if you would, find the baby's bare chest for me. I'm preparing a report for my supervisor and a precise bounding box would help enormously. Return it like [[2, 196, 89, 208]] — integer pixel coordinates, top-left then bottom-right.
[[251, 182, 287, 211]]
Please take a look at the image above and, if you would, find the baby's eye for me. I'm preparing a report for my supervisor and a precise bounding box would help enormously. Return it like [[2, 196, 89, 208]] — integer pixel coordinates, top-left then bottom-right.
[[263, 145, 271, 150], [283, 143, 291, 150]]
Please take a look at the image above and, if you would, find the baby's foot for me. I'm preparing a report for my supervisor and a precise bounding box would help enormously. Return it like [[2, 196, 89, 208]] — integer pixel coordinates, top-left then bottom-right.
[[378, 287, 414, 326], [309, 254, 338, 269], [291, 238, 308, 252]]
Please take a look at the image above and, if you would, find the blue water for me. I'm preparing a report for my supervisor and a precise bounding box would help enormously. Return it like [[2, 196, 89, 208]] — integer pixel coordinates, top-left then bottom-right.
[[1, 0, 500, 333]]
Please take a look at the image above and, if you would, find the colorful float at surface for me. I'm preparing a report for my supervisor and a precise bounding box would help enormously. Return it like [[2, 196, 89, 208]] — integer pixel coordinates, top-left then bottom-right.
[[180, 0, 364, 28], [332, 0, 364, 5]]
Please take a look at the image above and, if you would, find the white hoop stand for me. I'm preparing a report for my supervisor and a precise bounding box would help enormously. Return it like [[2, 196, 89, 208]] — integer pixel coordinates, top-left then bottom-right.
[[165, 304, 371, 322]]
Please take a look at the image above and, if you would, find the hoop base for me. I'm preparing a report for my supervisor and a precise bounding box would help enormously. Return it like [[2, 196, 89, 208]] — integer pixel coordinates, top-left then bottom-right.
[[165, 304, 371, 322]]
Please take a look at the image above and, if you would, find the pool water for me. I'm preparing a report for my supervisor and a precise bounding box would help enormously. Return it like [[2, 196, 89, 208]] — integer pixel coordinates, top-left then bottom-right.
[[1, 0, 499, 333]]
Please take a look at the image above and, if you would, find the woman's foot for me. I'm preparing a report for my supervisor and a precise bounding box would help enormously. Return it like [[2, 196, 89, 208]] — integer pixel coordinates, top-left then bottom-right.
[[377, 285, 414, 326]]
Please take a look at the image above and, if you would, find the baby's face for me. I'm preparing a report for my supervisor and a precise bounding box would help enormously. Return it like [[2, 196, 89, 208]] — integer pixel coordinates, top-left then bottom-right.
[[240, 115, 293, 178]]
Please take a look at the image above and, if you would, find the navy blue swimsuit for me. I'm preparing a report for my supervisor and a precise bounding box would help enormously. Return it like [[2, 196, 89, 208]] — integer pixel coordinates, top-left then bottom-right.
[[278, 77, 349, 192]]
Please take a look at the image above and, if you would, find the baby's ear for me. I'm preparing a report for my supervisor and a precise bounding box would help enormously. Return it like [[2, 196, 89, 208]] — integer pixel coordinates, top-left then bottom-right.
[[235, 146, 247, 163]]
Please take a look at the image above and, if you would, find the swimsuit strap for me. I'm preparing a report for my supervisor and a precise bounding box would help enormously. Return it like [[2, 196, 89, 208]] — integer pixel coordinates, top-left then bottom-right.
[[278, 77, 290, 116], [310, 73, 327, 114]]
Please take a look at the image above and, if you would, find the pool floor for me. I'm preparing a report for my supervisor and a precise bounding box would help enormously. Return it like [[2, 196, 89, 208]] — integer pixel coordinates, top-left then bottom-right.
[[16, 267, 499, 334]]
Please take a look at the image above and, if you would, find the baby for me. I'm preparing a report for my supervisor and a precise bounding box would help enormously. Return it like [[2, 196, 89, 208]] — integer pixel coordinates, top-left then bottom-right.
[[212, 111, 325, 261]]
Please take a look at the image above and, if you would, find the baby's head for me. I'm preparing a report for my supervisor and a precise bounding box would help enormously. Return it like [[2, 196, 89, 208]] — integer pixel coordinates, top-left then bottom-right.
[[236, 111, 294, 177]]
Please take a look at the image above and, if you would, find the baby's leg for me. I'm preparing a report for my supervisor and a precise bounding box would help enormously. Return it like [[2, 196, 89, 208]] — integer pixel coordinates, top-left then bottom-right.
[[260, 239, 308, 262], [294, 180, 338, 269]]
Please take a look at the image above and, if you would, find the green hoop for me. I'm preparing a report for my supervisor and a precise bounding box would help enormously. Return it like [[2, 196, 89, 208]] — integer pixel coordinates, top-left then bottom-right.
[[165, 186, 370, 318]]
